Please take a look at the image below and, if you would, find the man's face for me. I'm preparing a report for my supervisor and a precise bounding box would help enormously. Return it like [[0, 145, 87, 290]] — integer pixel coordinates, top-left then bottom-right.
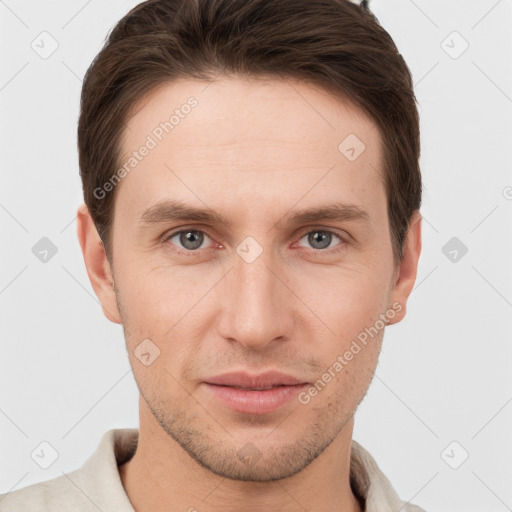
[[106, 76, 407, 480]]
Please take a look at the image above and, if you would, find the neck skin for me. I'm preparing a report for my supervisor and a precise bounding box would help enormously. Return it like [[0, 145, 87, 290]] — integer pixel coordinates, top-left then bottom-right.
[[119, 395, 364, 512]]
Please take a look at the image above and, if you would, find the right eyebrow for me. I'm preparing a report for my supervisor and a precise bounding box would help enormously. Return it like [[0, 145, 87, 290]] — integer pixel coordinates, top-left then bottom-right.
[[137, 199, 234, 228]]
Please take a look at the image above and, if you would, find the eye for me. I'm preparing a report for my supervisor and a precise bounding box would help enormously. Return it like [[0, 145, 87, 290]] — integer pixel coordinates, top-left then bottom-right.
[[296, 229, 346, 253], [162, 227, 347, 256], [164, 229, 215, 254]]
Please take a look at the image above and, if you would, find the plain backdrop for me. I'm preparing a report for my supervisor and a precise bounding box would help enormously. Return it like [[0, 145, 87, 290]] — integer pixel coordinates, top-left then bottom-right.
[[1, 1, 511, 511]]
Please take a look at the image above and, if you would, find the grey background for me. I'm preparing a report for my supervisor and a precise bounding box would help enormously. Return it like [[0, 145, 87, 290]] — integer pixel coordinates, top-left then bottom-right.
[[1, 1, 511, 511]]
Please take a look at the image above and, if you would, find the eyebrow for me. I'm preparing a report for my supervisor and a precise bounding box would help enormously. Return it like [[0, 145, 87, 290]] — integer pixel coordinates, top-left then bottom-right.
[[138, 199, 234, 227], [278, 202, 369, 227], [137, 199, 369, 229]]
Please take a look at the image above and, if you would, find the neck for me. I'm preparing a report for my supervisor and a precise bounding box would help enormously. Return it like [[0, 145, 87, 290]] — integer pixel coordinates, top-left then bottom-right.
[[119, 396, 363, 512]]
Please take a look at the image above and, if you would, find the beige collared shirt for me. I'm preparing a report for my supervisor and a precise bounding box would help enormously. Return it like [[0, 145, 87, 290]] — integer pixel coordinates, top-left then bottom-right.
[[0, 428, 426, 511]]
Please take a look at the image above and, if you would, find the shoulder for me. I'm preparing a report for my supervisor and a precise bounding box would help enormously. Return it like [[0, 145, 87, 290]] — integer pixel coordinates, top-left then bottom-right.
[[0, 428, 138, 512], [0, 468, 92, 512]]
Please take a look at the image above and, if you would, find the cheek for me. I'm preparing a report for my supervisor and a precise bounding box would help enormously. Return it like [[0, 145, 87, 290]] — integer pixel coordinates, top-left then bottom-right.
[[115, 262, 202, 361], [295, 269, 389, 384], [299, 263, 391, 328]]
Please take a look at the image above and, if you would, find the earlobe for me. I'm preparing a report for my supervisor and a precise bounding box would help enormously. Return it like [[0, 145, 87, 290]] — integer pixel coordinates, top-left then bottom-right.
[[76, 203, 122, 324], [387, 211, 422, 326]]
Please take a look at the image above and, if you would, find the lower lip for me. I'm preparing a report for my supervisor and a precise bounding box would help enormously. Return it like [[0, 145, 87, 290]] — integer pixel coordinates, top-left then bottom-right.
[[203, 383, 308, 414]]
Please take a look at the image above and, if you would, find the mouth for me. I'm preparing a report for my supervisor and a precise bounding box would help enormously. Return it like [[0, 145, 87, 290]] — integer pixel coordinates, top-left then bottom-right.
[[204, 370, 307, 388], [220, 384, 292, 391], [202, 371, 309, 415]]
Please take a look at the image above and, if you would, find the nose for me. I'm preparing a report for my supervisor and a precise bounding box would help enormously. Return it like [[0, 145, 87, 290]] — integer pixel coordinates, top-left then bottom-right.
[[216, 244, 295, 352]]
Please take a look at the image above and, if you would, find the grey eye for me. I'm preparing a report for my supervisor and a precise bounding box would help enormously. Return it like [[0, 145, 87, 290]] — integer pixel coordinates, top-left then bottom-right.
[[170, 230, 208, 251], [298, 230, 343, 251]]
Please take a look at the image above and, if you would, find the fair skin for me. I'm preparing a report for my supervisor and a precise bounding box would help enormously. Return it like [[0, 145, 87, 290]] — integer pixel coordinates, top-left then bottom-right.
[[77, 76, 421, 512]]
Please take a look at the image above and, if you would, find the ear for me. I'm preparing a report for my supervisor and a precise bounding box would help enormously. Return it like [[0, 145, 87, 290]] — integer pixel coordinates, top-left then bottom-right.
[[76, 203, 122, 324], [387, 210, 422, 325]]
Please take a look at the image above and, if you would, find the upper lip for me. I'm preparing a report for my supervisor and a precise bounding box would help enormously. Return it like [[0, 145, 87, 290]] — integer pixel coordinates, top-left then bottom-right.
[[204, 371, 307, 388]]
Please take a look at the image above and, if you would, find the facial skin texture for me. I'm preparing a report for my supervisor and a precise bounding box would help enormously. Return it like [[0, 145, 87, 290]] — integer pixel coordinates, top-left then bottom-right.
[[77, 76, 422, 512]]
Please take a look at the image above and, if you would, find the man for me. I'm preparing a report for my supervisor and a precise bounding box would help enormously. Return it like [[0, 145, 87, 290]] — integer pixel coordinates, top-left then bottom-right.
[[0, 0, 425, 510]]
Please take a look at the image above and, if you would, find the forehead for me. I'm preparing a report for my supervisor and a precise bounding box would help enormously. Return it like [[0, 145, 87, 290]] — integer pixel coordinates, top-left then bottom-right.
[[115, 76, 385, 222]]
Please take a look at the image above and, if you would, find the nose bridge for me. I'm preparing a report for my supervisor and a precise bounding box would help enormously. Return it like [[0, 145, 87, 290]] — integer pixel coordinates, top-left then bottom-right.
[[219, 237, 292, 350]]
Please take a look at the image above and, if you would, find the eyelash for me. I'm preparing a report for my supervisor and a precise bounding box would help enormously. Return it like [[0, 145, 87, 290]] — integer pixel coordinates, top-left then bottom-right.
[[161, 227, 348, 257]]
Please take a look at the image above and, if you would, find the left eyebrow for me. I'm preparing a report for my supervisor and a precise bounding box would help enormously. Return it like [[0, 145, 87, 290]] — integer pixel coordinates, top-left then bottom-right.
[[276, 202, 370, 229]]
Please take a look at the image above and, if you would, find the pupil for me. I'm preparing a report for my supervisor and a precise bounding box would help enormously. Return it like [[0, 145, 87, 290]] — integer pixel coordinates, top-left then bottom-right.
[[310, 231, 330, 249]]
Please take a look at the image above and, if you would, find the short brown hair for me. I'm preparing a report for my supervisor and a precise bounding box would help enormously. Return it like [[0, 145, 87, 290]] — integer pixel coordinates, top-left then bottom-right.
[[78, 0, 421, 265]]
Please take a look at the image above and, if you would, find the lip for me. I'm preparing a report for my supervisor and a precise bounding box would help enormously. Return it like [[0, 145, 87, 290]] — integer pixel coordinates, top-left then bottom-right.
[[204, 370, 306, 388], [203, 371, 308, 415]]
